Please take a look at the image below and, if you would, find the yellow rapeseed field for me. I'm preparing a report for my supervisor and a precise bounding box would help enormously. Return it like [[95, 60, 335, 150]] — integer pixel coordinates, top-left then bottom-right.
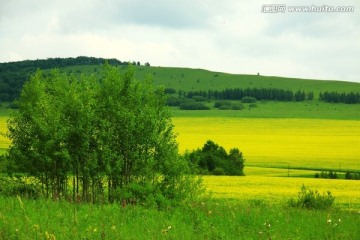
[[0, 117, 10, 153], [202, 175, 360, 209], [173, 117, 360, 171]]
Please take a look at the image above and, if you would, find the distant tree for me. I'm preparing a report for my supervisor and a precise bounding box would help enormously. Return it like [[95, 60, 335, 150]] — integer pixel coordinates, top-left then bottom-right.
[[179, 101, 210, 110], [164, 87, 177, 94], [241, 96, 257, 103]]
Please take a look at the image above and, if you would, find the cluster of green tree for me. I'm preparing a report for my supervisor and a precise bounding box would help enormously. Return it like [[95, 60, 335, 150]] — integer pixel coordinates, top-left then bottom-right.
[[166, 96, 210, 110], [314, 171, 339, 179], [0, 57, 150, 102], [179, 101, 210, 110], [315, 170, 360, 180], [214, 100, 244, 110], [183, 88, 314, 102], [344, 171, 360, 180], [319, 91, 360, 104], [184, 140, 245, 176], [5, 64, 198, 206]]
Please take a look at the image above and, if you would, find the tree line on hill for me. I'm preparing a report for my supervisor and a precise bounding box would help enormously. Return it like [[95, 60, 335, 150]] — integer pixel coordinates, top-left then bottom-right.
[[319, 91, 360, 104], [0, 57, 150, 102], [182, 88, 314, 102]]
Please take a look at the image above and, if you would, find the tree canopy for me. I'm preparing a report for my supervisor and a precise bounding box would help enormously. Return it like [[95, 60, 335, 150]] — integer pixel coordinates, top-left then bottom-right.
[[6, 64, 199, 205], [185, 140, 245, 176]]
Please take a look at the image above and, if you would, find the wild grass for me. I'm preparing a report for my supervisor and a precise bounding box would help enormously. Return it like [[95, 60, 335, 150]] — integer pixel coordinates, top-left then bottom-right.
[[0, 195, 359, 239], [60, 65, 360, 96]]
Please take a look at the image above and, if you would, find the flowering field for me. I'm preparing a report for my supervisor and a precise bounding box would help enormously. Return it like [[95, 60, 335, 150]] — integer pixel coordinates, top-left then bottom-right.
[[202, 175, 360, 209], [173, 117, 360, 171], [0, 116, 9, 154]]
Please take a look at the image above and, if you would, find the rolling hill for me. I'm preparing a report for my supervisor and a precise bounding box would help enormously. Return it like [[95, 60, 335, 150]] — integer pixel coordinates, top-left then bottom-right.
[[1, 57, 360, 102]]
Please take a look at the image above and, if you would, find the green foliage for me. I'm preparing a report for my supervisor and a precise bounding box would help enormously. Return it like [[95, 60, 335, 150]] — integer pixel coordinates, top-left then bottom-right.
[[6, 64, 201, 206], [214, 101, 244, 110], [191, 95, 207, 102], [179, 101, 210, 110], [185, 140, 245, 176], [241, 96, 257, 103], [214, 100, 232, 108], [344, 171, 360, 180], [320, 91, 360, 104], [0, 176, 41, 199], [315, 171, 339, 179], [288, 185, 335, 210], [164, 87, 176, 94], [166, 96, 183, 106]]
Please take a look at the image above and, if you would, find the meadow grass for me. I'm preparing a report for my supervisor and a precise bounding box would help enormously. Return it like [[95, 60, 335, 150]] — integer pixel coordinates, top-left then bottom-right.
[[61, 65, 360, 97], [0, 195, 359, 240]]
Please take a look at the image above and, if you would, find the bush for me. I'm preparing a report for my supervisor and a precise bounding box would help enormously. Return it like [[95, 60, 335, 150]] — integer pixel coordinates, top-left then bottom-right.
[[219, 105, 233, 110], [180, 102, 210, 110], [164, 88, 176, 94], [214, 101, 232, 108], [315, 170, 339, 179], [249, 103, 257, 108], [232, 103, 244, 110], [0, 176, 41, 199], [241, 96, 257, 103], [345, 171, 360, 180], [166, 96, 183, 106], [192, 95, 207, 102], [213, 167, 225, 175], [288, 185, 335, 210]]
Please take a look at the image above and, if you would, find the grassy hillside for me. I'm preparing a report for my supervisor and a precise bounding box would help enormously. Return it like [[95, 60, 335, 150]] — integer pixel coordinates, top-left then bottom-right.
[[61, 65, 360, 97]]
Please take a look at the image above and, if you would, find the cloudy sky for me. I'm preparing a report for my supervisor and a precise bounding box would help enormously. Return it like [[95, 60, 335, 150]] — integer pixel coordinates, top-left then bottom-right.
[[1, 0, 359, 82]]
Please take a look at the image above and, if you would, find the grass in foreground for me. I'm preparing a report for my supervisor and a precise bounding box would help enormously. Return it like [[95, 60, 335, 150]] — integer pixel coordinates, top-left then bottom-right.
[[0, 196, 359, 240]]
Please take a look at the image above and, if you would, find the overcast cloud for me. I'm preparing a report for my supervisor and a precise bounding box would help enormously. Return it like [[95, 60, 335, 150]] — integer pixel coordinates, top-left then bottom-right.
[[0, 0, 359, 82]]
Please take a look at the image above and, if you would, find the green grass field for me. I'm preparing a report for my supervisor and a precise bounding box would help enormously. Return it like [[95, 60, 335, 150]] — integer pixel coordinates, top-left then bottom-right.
[[62, 65, 360, 97], [1, 195, 359, 240], [1, 64, 360, 239]]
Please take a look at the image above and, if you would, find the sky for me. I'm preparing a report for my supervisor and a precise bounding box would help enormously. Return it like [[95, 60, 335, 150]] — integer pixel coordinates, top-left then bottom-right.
[[0, 0, 359, 82]]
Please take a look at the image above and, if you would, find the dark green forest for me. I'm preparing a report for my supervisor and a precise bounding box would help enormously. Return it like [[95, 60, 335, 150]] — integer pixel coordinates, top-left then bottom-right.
[[0, 57, 147, 102]]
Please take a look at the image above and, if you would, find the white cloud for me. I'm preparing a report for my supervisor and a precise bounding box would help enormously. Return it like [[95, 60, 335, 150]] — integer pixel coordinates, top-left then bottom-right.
[[0, 0, 359, 82]]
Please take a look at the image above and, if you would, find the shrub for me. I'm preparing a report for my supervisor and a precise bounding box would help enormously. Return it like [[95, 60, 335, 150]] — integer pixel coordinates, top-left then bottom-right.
[[288, 185, 335, 210], [219, 105, 233, 110], [0, 176, 41, 199], [249, 103, 257, 109], [213, 167, 225, 175], [192, 95, 207, 102], [232, 103, 244, 110], [166, 96, 182, 106], [241, 96, 257, 103], [345, 171, 360, 180], [164, 87, 176, 94], [214, 101, 232, 108], [180, 102, 210, 110]]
